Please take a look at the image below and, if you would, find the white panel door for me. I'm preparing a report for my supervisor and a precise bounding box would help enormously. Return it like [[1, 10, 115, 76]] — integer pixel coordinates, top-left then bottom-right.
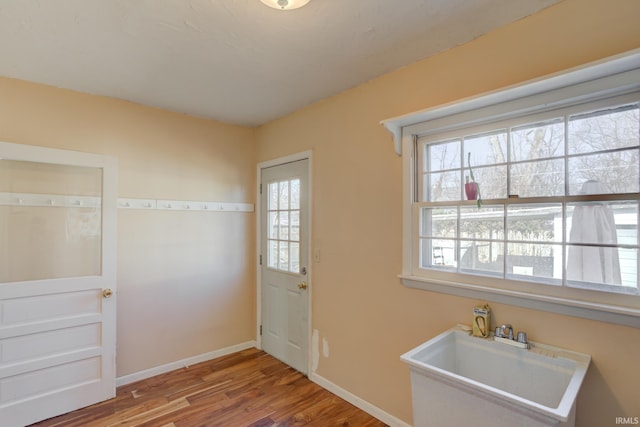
[[0, 141, 117, 427], [260, 159, 309, 374]]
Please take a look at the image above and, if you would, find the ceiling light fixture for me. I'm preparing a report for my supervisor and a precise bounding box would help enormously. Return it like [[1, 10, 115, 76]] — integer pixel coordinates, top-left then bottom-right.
[[260, 0, 311, 10]]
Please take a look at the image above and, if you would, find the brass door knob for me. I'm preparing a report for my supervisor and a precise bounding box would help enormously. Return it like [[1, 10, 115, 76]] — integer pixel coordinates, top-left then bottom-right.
[[298, 281, 308, 290], [102, 288, 113, 298]]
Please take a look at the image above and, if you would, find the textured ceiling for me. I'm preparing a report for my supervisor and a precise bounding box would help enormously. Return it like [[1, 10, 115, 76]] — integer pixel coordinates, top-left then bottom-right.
[[0, 0, 560, 127]]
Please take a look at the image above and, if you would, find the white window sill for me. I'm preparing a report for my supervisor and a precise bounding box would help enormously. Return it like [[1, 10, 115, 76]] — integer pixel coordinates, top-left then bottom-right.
[[400, 274, 640, 328]]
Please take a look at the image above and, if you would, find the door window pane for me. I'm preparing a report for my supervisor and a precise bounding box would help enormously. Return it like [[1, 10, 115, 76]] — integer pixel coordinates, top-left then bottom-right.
[[0, 160, 102, 283], [267, 177, 301, 274]]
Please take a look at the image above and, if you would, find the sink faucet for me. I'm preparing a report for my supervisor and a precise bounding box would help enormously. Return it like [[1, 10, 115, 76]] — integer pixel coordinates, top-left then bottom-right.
[[497, 324, 514, 340], [495, 324, 529, 348]]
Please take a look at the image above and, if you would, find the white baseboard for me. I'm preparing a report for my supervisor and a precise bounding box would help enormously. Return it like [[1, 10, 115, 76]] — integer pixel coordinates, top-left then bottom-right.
[[116, 341, 257, 387], [310, 373, 412, 427]]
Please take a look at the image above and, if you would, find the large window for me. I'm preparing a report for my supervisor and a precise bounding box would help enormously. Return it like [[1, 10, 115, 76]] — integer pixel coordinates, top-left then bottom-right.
[[418, 102, 639, 295], [383, 51, 640, 326]]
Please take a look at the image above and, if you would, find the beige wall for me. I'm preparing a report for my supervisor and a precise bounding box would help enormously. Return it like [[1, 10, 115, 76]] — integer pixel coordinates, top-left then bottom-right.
[[0, 78, 257, 376], [256, 0, 640, 425]]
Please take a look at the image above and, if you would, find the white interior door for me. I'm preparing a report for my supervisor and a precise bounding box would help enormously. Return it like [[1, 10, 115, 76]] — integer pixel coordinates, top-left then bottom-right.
[[0, 141, 117, 427], [260, 159, 309, 374]]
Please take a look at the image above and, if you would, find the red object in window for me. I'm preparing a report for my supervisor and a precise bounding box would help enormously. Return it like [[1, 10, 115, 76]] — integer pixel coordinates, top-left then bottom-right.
[[465, 182, 479, 200]]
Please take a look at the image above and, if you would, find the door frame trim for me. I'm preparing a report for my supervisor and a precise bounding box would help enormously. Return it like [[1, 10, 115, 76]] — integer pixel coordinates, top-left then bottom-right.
[[256, 150, 312, 374]]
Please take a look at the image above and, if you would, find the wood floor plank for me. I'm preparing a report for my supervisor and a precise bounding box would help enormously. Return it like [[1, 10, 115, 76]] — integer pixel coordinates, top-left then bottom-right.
[[30, 349, 388, 427]]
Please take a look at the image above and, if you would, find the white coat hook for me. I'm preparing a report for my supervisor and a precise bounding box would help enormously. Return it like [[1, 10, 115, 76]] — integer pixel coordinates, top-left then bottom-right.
[[111, 197, 253, 212]]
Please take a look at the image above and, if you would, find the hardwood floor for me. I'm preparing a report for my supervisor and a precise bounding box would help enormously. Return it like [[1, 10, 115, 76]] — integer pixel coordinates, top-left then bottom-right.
[[30, 348, 388, 427]]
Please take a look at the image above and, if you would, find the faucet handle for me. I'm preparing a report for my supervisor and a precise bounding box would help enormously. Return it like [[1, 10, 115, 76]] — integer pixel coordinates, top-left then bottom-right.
[[517, 331, 528, 344]]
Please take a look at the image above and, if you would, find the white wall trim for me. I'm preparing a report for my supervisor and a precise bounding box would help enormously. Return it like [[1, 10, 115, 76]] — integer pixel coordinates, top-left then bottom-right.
[[310, 373, 412, 427], [115, 341, 256, 387], [381, 48, 640, 155], [401, 275, 640, 328]]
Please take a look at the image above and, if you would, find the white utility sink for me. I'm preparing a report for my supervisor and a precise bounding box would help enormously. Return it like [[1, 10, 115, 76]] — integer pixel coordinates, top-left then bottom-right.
[[401, 327, 591, 427]]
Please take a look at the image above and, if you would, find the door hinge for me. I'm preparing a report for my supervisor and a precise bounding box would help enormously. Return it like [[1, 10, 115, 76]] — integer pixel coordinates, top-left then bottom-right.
[[259, 254, 262, 265], [260, 325, 263, 336], [259, 183, 262, 194]]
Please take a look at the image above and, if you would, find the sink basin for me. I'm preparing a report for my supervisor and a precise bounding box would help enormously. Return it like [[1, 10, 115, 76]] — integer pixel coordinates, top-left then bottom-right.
[[401, 327, 590, 427]]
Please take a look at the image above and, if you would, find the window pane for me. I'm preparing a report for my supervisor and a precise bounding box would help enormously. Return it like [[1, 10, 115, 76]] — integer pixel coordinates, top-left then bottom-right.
[[268, 240, 278, 269], [618, 247, 638, 289], [459, 240, 504, 275], [566, 244, 625, 287], [507, 204, 562, 243], [290, 179, 300, 209], [290, 242, 300, 273], [568, 150, 639, 195], [465, 165, 507, 200], [268, 182, 278, 211], [507, 243, 561, 282], [568, 105, 639, 155], [279, 181, 289, 210], [279, 242, 289, 271], [566, 200, 638, 290], [510, 159, 564, 197], [268, 212, 279, 239], [427, 140, 460, 172], [279, 211, 289, 240], [0, 160, 103, 283], [464, 131, 507, 167], [566, 201, 637, 245], [510, 119, 564, 161], [460, 206, 504, 240], [290, 210, 300, 241], [421, 207, 457, 238], [421, 238, 457, 269], [426, 171, 460, 202]]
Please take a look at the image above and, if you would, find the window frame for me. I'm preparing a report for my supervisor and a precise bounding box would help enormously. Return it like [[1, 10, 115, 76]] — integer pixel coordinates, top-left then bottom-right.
[[382, 49, 640, 328]]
